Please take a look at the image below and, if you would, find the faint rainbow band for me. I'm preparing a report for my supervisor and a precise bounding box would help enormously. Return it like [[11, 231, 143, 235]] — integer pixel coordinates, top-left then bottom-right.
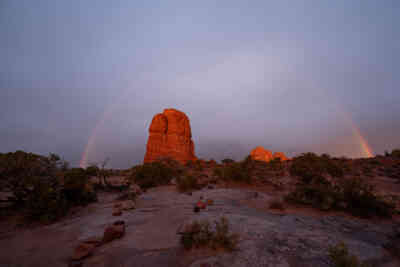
[[80, 108, 374, 168]]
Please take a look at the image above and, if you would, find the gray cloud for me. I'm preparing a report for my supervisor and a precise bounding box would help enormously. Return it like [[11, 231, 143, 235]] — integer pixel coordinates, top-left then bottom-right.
[[1, 0, 399, 168]]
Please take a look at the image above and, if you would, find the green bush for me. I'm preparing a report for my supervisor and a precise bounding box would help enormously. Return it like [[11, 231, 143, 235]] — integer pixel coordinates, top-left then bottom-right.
[[214, 159, 252, 183], [269, 199, 285, 210], [180, 217, 238, 251], [0, 151, 97, 223], [285, 177, 395, 218], [222, 158, 235, 164], [290, 153, 344, 183], [391, 149, 400, 158], [176, 175, 199, 192], [63, 168, 97, 205], [329, 242, 369, 267], [130, 162, 178, 190]]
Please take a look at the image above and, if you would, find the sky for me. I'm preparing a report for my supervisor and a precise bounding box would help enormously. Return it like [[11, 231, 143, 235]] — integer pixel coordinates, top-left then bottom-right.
[[1, 0, 399, 168]]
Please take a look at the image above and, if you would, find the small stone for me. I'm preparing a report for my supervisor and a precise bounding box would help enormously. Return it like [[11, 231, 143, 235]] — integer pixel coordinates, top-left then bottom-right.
[[197, 201, 206, 209], [71, 243, 95, 260], [112, 208, 122, 216], [121, 200, 136, 211], [102, 220, 125, 243], [68, 260, 83, 267]]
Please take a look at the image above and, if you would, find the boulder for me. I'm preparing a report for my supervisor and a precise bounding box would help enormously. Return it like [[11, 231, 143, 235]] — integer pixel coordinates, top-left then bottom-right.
[[112, 208, 122, 216], [102, 221, 125, 243], [144, 108, 197, 164], [71, 243, 96, 260], [250, 146, 273, 162], [121, 200, 135, 211]]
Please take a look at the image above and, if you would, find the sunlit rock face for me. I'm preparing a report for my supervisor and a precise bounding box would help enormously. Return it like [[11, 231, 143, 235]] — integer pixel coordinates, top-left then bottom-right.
[[144, 108, 197, 164], [250, 146, 273, 162], [273, 152, 289, 161], [250, 147, 289, 162]]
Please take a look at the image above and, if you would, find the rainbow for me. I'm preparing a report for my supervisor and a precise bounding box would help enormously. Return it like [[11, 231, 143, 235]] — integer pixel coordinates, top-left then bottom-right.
[[80, 106, 114, 168], [349, 123, 374, 158], [80, 108, 375, 168]]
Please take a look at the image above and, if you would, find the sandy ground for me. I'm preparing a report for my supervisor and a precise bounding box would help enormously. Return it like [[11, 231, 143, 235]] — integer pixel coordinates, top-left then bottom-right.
[[0, 184, 399, 267]]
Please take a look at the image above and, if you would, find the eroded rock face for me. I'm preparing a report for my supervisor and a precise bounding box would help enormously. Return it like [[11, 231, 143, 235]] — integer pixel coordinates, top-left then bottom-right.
[[144, 108, 197, 164], [250, 147, 289, 162], [250, 146, 273, 162], [273, 152, 289, 161]]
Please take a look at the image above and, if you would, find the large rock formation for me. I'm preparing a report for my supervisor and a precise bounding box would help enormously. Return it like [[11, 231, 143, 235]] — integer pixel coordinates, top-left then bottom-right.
[[250, 146, 288, 162], [144, 108, 197, 164]]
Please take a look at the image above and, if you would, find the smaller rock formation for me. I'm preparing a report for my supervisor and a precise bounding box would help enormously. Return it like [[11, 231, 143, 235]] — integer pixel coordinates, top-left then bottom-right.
[[250, 147, 273, 162], [273, 152, 289, 161], [250, 147, 289, 162]]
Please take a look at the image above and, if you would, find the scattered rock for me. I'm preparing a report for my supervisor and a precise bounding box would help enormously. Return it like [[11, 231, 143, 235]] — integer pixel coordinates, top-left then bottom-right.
[[80, 237, 102, 247], [197, 201, 206, 209], [68, 260, 83, 267], [129, 183, 142, 195], [144, 108, 197, 164], [112, 208, 122, 216], [120, 200, 136, 211], [71, 242, 96, 260], [102, 221, 125, 243]]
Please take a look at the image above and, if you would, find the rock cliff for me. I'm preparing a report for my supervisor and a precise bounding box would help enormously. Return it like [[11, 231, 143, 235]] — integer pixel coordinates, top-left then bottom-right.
[[144, 108, 197, 163]]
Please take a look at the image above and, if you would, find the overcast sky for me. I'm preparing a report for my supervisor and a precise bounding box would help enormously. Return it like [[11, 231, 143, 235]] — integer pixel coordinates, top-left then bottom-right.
[[1, 0, 399, 168]]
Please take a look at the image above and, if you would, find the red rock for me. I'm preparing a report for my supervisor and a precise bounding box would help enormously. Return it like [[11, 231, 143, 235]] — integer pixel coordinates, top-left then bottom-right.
[[112, 208, 122, 216], [273, 152, 289, 161], [72, 242, 96, 260], [250, 147, 289, 162], [144, 108, 197, 164], [102, 221, 125, 243], [196, 201, 206, 209], [250, 147, 273, 162]]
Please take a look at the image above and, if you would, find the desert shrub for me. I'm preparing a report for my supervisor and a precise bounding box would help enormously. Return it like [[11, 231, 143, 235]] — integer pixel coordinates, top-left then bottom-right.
[[268, 158, 284, 171], [63, 168, 97, 205], [176, 175, 199, 192], [285, 182, 339, 211], [180, 217, 238, 251], [24, 178, 68, 222], [290, 153, 343, 183], [222, 158, 235, 164], [285, 177, 395, 218], [391, 149, 400, 158], [214, 162, 251, 183], [338, 178, 394, 218], [329, 242, 369, 267], [194, 160, 204, 171], [269, 199, 285, 210], [0, 151, 97, 222], [130, 162, 177, 190]]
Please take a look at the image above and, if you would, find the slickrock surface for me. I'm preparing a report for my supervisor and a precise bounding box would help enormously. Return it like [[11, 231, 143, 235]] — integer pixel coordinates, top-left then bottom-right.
[[0, 186, 398, 267], [144, 108, 197, 164]]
